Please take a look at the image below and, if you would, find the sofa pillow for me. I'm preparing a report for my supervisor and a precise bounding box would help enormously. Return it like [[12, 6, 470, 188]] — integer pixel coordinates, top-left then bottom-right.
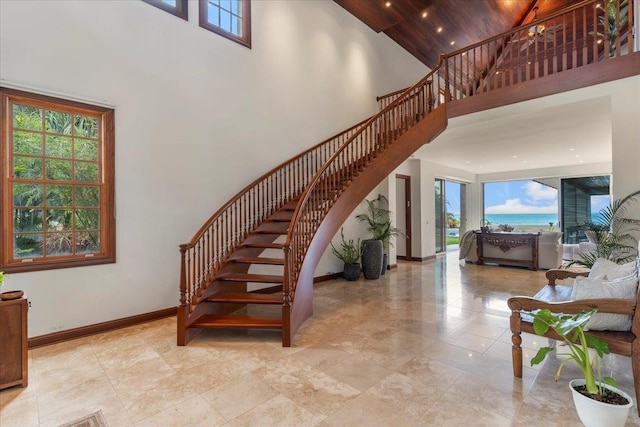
[[588, 258, 637, 280], [571, 275, 638, 331]]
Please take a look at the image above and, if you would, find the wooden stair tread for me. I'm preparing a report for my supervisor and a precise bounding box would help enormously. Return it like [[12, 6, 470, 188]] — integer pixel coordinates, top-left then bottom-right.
[[239, 241, 285, 249], [267, 211, 294, 222], [281, 200, 299, 211], [215, 272, 284, 283], [205, 292, 282, 304], [229, 256, 284, 265], [191, 314, 282, 329], [254, 223, 289, 234]]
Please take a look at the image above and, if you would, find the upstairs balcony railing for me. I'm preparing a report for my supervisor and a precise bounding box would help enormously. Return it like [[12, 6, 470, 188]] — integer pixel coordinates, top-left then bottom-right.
[[442, 0, 635, 101]]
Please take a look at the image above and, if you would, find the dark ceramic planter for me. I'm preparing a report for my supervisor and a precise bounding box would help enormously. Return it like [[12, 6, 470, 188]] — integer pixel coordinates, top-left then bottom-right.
[[361, 239, 383, 280], [343, 263, 360, 281]]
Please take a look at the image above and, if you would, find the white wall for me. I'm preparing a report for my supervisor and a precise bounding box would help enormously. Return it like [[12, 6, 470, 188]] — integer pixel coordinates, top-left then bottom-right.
[[0, 0, 427, 337]]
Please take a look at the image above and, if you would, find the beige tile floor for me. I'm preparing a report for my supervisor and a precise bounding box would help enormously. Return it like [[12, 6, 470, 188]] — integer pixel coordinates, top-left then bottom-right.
[[2, 252, 640, 426]]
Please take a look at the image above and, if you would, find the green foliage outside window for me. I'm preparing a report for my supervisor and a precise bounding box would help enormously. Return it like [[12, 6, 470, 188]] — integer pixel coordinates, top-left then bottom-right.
[[11, 103, 101, 259]]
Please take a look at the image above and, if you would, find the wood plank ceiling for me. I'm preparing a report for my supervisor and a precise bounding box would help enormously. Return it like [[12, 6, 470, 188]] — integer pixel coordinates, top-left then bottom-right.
[[335, 0, 582, 68]]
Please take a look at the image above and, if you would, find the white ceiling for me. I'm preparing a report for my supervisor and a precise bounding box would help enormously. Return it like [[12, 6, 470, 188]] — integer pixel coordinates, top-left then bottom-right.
[[412, 96, 612, 175]]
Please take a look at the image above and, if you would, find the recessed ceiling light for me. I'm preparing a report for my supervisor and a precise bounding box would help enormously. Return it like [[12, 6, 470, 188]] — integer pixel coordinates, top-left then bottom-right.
[[450, 41, 455, 46], [466, 160, 471, 164], [422, 11, 427, 18], [385, 1, 391, 7], [462, 52, 466, 56], [569, 148, 575, 151], [512, 155, 518, 158], [437, 27, 443, 33], [576, 154, 581, 158], [523, 160, 528, 163]]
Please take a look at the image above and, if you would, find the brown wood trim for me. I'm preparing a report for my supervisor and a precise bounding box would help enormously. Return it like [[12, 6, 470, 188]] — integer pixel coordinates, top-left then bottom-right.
[[314, 273, 342, 282], [395, 174, 412, 260], [0, 87, 116, 274], [198, 0, 251, 49], [377, 87, 409, 101], [142, 0, 188, 20], [28, 307, 177, 349], [447, 53, 640, 118]]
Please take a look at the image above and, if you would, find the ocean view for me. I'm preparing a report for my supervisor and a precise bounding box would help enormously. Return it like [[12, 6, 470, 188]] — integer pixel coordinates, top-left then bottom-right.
[[484, 213, 558, 226], [450, 213, 601, 226]]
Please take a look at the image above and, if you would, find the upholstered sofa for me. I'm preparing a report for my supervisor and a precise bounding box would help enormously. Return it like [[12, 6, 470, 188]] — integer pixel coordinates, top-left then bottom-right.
[[461, 231, 563, 270]]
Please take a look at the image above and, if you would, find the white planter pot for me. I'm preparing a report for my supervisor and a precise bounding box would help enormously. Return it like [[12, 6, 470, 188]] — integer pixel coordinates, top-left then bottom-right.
[[569, 379, 633, 427]]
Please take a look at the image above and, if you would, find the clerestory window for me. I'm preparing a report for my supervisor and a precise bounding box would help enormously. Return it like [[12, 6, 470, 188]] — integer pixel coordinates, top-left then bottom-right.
[[0, 88, 116, 273], [199, 0, 251, 48], [142, 0, 188, 20]]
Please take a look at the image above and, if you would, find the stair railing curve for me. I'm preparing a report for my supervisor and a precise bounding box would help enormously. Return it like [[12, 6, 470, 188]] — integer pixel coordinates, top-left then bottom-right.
[[178, 118, 369, 315], [283, 59, 447, 332]]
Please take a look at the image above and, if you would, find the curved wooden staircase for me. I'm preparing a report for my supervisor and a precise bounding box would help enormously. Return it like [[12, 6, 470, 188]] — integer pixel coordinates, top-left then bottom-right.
[[178, 0, 639, 347]]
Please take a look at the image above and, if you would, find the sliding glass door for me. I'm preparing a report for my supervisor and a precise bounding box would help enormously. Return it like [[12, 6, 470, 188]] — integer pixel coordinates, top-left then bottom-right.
[[435, 179, 445, 253], [560, 176, 610, 243]]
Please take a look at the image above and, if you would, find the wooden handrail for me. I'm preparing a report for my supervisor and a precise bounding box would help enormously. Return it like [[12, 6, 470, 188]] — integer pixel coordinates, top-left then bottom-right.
[[178, 117, 369, 311]]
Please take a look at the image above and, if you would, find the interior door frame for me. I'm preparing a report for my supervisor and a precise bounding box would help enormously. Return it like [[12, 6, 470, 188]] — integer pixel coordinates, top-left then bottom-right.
[[396, 174, 412, 260]]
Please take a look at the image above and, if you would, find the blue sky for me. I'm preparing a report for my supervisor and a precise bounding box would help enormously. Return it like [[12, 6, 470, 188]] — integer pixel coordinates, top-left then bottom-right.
[[445, 180, 610, 215]]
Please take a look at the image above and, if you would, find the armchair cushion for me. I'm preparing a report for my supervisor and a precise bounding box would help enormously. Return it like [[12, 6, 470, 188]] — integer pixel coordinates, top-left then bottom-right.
[[571, 275, 638, 331], [588, 258, 637, 280]]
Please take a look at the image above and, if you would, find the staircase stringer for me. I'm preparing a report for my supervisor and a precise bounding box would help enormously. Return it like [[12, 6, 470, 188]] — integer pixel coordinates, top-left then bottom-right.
[[283, 105, 448, 346]]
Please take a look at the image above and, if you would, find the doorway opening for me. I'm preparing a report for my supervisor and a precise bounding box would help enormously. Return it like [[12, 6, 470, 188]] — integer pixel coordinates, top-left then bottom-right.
[[435, 179, 465, 253], [395, 174, 412, 260]]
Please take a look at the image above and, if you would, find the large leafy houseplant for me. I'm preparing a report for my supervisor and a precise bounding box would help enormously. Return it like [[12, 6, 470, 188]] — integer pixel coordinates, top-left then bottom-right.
[[569, 189, 640, 269], [526, 309, 616, 396], [525, 308, 632, 425]]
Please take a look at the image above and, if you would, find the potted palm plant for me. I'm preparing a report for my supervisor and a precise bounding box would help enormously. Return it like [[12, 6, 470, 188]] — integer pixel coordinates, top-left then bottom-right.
[[525, 308, 633, 427], [356, 194, 403, 278], [330, 228, 361, 281], [568, 189, 640, 269]]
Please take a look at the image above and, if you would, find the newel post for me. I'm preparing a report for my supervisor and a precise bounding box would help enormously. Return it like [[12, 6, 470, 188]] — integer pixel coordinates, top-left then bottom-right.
[[177, 244, 189, 346], [179, 244, 188, 308], [282, 242, 292, 347]]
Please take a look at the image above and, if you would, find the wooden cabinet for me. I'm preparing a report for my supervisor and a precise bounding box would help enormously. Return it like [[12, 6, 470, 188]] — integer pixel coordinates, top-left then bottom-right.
[[475, 232, 540, 271], [0, 298, 28, 390]]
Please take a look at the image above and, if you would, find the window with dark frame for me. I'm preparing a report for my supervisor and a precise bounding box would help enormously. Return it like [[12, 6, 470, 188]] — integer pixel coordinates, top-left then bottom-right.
[[199, 0, 251, 48], [142, 0, 188, 21], [0, 88, 116, 273]]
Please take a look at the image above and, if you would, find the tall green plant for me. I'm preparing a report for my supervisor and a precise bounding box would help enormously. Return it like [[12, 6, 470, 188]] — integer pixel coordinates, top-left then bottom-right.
[[589, 0, 629, 56], [569, 189, 640, 268], [355, 194, 403, 252]]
